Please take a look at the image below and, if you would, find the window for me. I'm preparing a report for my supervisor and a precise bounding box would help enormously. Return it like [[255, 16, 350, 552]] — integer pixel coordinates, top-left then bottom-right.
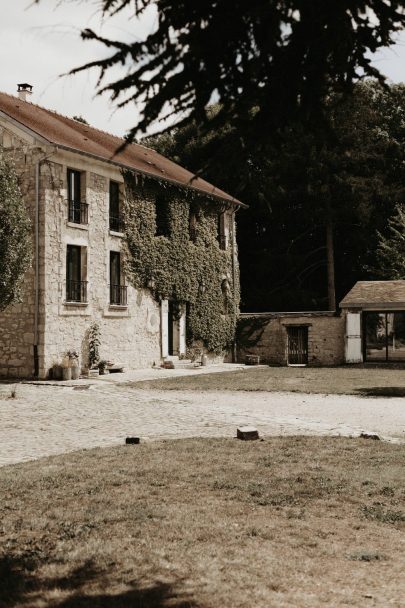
[[218, 213, 227, 250], [66, 245, 87, 302], [67, 169, 88, 225], [364, 311, 405, 362], [189, 209, 197, 242], [109, 251, 127, 305], [155, 196, 170, 237], [109, 181, 123, 232]]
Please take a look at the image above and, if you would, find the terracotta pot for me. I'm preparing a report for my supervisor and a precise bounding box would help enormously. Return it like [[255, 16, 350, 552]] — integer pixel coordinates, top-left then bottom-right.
[[52, 365, 63, 380], [62, 367, 72, 381], [71, 366, 80, 380]]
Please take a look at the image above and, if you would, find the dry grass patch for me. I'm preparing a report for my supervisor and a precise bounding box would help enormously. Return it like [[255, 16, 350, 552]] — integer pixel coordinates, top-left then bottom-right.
[[0, 437, 404, 607], [128, 366, 405, 395]]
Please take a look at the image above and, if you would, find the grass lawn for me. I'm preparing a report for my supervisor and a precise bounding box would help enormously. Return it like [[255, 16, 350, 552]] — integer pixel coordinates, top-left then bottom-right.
[[1, 437, 404, 607], [128, 366, 405, 395]]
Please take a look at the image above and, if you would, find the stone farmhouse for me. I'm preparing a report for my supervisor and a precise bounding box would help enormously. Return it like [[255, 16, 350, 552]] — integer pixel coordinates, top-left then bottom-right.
[[0, 84, 245, 379]]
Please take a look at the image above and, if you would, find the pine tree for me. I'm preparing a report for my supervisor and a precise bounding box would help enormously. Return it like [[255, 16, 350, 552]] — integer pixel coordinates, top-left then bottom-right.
[[0, 154, 32, 310], [375, 204, 405, 279]]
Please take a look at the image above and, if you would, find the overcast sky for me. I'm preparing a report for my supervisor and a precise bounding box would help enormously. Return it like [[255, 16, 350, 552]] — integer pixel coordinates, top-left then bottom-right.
[[1, 0, 405, 139]]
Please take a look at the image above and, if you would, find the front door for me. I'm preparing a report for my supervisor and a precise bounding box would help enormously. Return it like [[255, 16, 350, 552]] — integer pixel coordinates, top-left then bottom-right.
[[287, 326, 308, 365]]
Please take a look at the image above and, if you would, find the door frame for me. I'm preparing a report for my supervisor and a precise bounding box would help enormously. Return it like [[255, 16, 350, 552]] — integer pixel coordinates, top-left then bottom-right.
[[286, 325, 309, 366]]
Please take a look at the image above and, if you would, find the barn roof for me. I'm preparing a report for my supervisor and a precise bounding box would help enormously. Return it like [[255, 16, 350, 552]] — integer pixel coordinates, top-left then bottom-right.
[[0, 92, 245, 207], [340, 280, 405, 309]]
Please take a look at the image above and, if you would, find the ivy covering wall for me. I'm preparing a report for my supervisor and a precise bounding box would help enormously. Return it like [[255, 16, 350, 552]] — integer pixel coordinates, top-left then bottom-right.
[[123, 173, 240, 354]]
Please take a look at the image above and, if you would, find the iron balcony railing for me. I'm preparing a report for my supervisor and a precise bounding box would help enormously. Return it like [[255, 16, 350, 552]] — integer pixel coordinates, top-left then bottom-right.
[[218, 234, 227, 250], [109, 214, 125, 233], [66, 280, 88, 303], [68, 200, 88, 225], [110, 284, 128, 306]]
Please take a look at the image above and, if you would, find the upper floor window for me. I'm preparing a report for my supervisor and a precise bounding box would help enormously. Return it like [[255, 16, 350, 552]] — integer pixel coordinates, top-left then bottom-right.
[[66, 244, 88, 303], [189, 209, 197, 242], [109, 181, 124, 233], [67, 169, 88, 225], [109, 251, 127, 306], [218, 212, 227, 250], [155, 196, 170, 237]]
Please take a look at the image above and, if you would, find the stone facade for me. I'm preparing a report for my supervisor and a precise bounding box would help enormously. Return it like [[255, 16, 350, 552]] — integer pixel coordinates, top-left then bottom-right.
[[0, 117, 236, 378], [39, 150, 162, 377], [237, 312, 345, 366]]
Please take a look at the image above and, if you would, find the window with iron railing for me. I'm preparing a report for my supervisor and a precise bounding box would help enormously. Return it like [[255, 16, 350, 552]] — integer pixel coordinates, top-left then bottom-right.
[[189, 210, 197, 242], [109, 284, 128, 306], [66, 280, 88, 303], [66, 245, 88, 303], [68, 200, 88, 225], [109, 181, 124, 232], [67, 169, 88, 225], [217, 212, 227, 250], [110, 251, 127, 305]]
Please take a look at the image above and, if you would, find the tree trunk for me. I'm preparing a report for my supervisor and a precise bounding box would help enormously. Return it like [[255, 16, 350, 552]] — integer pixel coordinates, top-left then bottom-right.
[[325, 202, 336, 311]]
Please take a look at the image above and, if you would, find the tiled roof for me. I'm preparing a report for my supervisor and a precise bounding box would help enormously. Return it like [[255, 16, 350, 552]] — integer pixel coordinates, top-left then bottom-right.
[[0, 92, 245, 207], [340, 280, 405, 308]]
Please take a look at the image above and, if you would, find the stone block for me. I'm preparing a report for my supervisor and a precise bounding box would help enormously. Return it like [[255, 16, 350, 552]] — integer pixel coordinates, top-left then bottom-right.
[[237, 426, 259, 441]]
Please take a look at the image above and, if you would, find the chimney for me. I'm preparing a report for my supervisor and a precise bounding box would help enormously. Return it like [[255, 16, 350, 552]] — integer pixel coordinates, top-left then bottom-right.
[[17, 83, 33, 102]]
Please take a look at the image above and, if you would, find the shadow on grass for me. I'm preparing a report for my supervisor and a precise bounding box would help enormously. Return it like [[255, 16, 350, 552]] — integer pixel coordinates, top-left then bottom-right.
[[0, 553, 198, 608], [356, 386, 405, 397]]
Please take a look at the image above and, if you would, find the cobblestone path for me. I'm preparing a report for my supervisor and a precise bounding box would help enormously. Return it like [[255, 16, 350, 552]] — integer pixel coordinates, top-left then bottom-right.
[[1, 377, 404, 466]]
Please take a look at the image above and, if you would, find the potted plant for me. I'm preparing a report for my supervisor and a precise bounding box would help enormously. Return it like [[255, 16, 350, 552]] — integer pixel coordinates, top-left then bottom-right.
[[67, 350, 80, 380], [88, 322, 101, 377], [98, 360, 108, 375]]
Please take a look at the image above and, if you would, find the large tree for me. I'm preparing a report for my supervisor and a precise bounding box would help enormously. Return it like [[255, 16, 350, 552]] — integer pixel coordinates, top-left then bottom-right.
[[145, 81, 405, 311], [0, 155, 32, 310], [63, 1, 405, 143]]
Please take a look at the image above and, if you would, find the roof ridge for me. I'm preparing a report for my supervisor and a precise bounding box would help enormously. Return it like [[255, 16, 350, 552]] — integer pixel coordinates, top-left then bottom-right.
[[0, 89, 158, 155]]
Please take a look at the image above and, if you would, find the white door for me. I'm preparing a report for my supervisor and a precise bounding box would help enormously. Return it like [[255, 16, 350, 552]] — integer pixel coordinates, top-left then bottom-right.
[[179, 309, 186, 356], [161, 299, 169, 358], [345, 312, 363, 363]]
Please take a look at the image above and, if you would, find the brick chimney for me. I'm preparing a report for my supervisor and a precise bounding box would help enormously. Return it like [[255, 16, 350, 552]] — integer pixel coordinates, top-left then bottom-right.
[[17, 83, 33, 102]]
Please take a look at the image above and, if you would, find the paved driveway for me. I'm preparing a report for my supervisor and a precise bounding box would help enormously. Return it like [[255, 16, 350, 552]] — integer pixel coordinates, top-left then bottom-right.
[[1, 366, 404, 466]]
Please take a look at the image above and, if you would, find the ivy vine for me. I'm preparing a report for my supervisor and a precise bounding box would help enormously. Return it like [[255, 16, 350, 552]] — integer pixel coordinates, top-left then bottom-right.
[[123, 173, 240, 354]]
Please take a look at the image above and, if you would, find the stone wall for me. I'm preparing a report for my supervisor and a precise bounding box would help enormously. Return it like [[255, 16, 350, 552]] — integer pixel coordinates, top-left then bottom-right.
[[40, 151, 162, 378], [237, 312, 345, 366]]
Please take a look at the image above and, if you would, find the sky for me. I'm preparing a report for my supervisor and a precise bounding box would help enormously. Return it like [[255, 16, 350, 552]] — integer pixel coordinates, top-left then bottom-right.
[[1, 0, 405, 139]]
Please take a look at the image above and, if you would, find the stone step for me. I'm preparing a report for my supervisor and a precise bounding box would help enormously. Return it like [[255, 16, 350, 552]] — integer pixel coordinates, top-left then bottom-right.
[[162, 358, 197, 370]]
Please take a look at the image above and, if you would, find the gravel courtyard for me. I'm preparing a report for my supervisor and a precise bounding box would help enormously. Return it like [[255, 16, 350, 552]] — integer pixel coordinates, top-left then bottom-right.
[[1, 365, 405, 466]]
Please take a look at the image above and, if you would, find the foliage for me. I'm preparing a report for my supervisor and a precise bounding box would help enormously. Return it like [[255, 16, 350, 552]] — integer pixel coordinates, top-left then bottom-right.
[[0, 154, 32, 311], [123, 175, 238, 353], [374, 204, 405, 279], [88, 322, 101, 367], [145, 81, 405, 310], [68, 1, 405, 144]]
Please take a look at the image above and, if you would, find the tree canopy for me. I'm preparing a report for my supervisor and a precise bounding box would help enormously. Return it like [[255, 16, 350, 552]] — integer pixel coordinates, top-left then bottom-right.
[[375, 204, 405, 279], [0, 155, 32, 310], [145, 81, 405, 311], [65, 0, 405, 141]]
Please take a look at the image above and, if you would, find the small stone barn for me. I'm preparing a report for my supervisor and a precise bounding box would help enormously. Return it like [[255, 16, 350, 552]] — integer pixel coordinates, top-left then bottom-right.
[[340, 280, 405, 363], [237, 311, 345, 366]]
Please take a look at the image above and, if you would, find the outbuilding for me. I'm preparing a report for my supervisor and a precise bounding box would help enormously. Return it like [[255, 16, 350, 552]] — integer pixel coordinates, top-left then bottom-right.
[[340, 280, 405, 363]]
